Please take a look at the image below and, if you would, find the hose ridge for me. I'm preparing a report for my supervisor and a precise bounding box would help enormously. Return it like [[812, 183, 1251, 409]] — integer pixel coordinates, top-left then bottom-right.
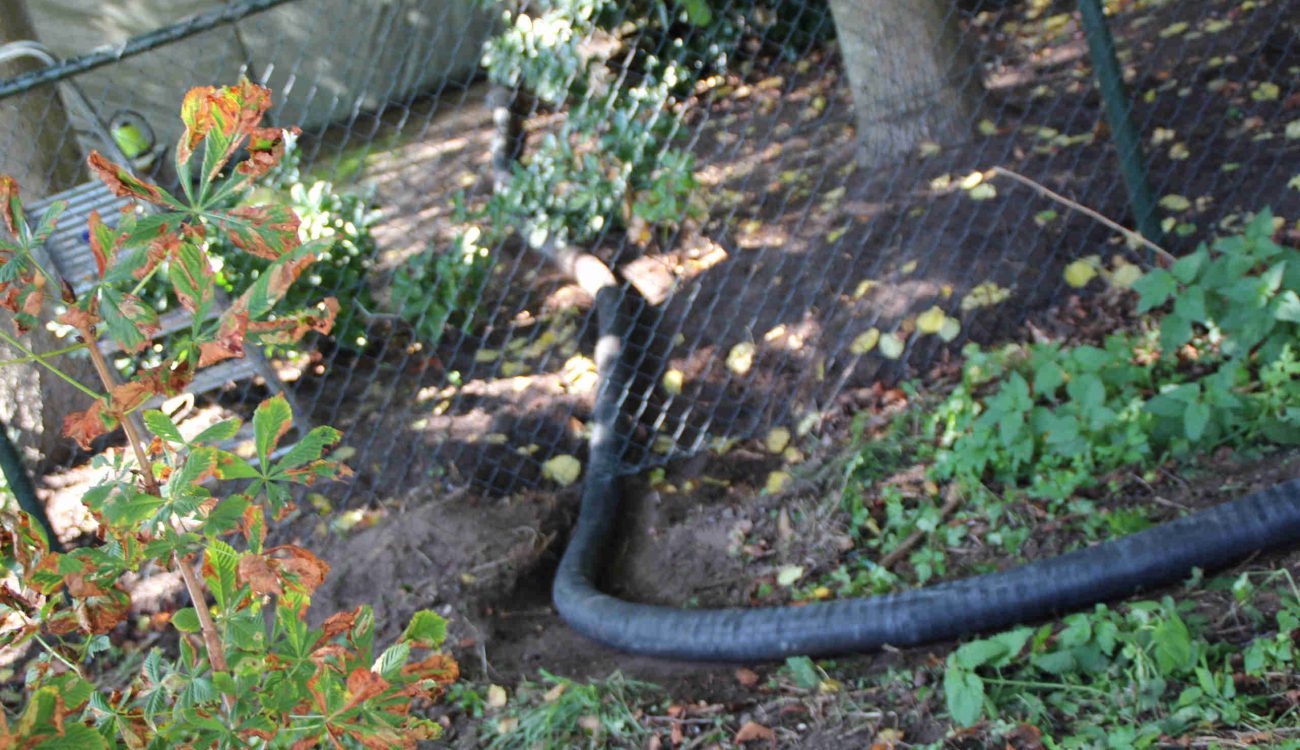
[[552, 286, 1300, 661]]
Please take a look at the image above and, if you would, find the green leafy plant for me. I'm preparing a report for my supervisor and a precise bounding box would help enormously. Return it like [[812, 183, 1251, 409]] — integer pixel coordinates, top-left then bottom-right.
[[389, 229, 491, 348], [0, 80, 456, 747], [943, 580, 1300, 744], [822, 212, 1300, 598]]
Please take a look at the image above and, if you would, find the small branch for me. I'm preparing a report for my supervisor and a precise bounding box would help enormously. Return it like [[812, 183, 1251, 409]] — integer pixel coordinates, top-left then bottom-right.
[[991, 166, 1176, 266], [75, 323, 233, 708], [878, 485, 963, 570], [0, 328, 102, 399]]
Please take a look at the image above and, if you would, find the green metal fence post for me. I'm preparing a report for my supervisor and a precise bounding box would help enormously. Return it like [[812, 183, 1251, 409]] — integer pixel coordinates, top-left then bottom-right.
[[1077, 0, 1163, 248]]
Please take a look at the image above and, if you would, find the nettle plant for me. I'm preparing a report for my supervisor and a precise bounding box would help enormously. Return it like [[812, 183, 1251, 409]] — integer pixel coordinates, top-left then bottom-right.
[[0, 81, 455, 748]]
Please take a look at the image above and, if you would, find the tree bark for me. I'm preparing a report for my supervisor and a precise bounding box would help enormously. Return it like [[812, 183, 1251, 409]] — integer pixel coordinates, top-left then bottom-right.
[[0, 0, 95, 469], [827, 0, 984, 166]]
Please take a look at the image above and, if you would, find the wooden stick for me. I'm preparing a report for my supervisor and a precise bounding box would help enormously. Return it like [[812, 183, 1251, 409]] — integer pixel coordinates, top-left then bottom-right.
[[879, 485, 963, 571], [991, 166, 1176, 266]]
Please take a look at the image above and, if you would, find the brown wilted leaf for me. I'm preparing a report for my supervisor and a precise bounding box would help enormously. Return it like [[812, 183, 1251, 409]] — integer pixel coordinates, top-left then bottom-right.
[[199, 310, 248, 367], [734, 721, 775, 745], [319, 606, 362, 642], [87, 151, 167, 205], [222, 205, 300, 260], [54, 302, 97, 333], [237, 126, 299, 181], [81, 588, 130, 634], [401, 653, 459, 685], [237, 553, 282, 596], [247, 297, 339, 345], [107, 378, 165, 415], [63, 400, 116, 450], [239, 503, 267, 550], [735, 668, 760, 687], [0, 175, 19, 234], [268, 545, 330, 595], [343, 667, 391, 713]]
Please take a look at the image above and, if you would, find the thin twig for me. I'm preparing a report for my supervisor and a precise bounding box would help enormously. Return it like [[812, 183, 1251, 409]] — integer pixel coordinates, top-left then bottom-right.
[[0, 340, 87, 368], [991, 166, 1176, 266], [878, 485, 963, 570], [0, 327, 102, 399]]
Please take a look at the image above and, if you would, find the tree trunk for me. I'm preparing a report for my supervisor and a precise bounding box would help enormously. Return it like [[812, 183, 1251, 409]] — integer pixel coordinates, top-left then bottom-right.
[[827, 0, 984, 166], [0, 0, 95, 470]]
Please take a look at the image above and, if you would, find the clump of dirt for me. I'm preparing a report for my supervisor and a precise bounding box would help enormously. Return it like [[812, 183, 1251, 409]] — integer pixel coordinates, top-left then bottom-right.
[[304, 487, 571, 651]]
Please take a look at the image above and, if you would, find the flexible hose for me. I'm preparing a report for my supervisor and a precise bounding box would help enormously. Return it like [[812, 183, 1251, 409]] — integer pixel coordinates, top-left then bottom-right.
[[0, 418, 62, 553], [552, 287, 1300, 660]]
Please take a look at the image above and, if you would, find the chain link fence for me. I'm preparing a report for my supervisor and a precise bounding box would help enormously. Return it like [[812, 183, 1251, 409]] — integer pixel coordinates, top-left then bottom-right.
[[2, 0, 1297, 506]]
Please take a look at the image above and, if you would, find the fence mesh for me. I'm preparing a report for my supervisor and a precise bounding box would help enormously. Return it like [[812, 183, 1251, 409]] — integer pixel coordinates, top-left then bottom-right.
[[2, 0, 1298, 506]]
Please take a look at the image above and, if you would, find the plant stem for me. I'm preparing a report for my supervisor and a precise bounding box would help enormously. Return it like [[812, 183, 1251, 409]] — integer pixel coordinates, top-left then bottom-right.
[[991, 167, 1176, 266], [984, 675, 1111, 696], [0, 341, 87, 367], [0, 328, 103, 399], [879, 484, 963, 570], [33, 633, 83, 677], [75, 323, 234, 703]]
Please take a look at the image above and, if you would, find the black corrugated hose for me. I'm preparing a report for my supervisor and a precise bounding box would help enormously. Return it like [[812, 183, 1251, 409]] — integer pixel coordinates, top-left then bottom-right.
[[0, 418, 62, 553], [552, 286, 1300, 660]]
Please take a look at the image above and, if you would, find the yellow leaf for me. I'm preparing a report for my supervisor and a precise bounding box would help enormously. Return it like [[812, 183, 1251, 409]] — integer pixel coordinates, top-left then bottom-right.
[[917, 306, 947, 334], [827, 224, 849, 243], [959, 171, 984, 190], [726, 342, 755, 375], [938, 317, 961, 342], [1110, 260, 1142, 288], [541, 455, 582, 486], [850, 328, 880, 354], [776, 565, 804, 586], [960, 282, 1011, 311], [765, 471, 791, 494], [852, 279, 877, 299], [662, 369, 684, 395], [487, 684, 508, 709], [878, 333, 904, 359], [473, 348, 499, 363], [900, 260, 917, 274], [1158, 194, 1192, 212], [1063, 259, 1097, 288], [764, 427, 791, 454]]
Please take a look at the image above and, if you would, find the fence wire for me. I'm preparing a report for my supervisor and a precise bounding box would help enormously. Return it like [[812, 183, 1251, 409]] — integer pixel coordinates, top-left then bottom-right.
[[2, 0, 1298, 506]]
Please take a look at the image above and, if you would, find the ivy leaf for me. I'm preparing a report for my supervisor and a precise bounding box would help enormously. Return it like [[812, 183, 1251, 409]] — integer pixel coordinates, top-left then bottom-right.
[[944, 667, 985, 727]]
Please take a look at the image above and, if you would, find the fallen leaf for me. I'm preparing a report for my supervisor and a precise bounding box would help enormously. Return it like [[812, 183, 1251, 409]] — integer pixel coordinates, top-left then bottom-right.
[[878, 333, 904, 359], [735, 668, 760, 687], [726, 342, 755, 375], [662, 369, 684, 395], [735, 721, 775, 744], [765, 471, 791, 494], [541, 455, 582, 486], [917, 306, 946, 334], [1063, 259, 1097, 288], [776, 565, 804, 586], [938, 317, 961, 342], [487, 684, 507, 709], [1158, 194, 1192, 212], [764, 427, 791, 454]]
